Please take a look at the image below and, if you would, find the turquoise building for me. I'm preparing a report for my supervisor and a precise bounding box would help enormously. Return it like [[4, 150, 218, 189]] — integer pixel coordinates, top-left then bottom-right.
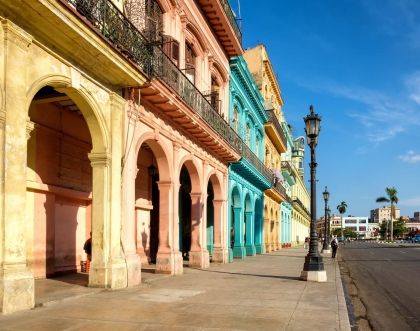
[[228, 56, 272, 261], [280, 123, 295, 246]]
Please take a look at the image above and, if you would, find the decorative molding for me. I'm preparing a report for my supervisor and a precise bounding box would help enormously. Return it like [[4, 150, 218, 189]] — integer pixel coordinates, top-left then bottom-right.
[[1, 19, 32, 50], [0, 110, 5, 125], [88, 152, 111, 167], [26, 119, 35, 140]]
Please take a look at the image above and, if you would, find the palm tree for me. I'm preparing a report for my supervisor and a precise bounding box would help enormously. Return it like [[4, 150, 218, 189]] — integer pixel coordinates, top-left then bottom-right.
[[336, 201, 347, 240], [376, 187, 398, 241]]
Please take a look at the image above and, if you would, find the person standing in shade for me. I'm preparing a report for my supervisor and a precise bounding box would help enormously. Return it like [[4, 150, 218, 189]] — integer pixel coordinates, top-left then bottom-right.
[[331, 235, 338, 258], [83, 232, 92, 262]]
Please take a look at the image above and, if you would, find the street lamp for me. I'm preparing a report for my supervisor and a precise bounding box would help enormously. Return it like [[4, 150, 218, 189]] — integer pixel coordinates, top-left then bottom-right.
[[300, 105, 327, 282], [322, 187, 330, 253], [327, 206, 331, 245]]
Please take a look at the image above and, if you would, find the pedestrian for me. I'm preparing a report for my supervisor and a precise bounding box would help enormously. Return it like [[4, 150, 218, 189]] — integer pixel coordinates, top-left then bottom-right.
[[304, 237, 309, 249], [83, 232, 92, 262], [331, 235, 338, 258]]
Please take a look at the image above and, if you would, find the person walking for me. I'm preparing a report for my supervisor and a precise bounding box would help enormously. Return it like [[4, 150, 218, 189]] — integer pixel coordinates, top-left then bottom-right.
[[83, 232, 92, 272], [331, 235, 338, 258]]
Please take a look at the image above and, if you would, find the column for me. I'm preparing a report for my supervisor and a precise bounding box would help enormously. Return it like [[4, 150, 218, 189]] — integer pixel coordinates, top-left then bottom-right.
[[88, 152, 127, 289], [189, 193, 210, 268], [120, 134, 142, 285], [0, 20, 35, 314], [211, 199, 228, 263], [233, 207, 246, 258], [244, 211, 256, 256], [156, 181, 182, 275]]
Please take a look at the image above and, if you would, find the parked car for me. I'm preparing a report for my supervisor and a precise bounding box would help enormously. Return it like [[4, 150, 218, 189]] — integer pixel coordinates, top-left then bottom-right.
[[412, 235, 420, 243]]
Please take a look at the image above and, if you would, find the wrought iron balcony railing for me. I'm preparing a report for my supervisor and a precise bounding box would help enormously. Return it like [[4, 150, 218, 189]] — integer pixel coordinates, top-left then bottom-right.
[[151, 47, 243, 152], [266, 109, 287, 149], [293, 196, 310, 216], [219, 0, 242, 44], [240, 141, 273, 183], [68, 0, 152, 75], [68, 0, 243, 154]]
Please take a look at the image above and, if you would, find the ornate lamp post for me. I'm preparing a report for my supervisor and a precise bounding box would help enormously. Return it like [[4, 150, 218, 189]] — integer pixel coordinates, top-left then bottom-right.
[[300, 105, 327, 282], [322, 187, 330, 253], [327, 206, 331, 245]]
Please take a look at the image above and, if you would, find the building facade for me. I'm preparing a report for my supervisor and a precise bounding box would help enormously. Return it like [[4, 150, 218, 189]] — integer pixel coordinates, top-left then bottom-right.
[[370, 207, 401, 224], [243, 45, 289, 252], [0, 0, 243, 314], [228, 56, 271, 259], [291, 137, 311, 245]]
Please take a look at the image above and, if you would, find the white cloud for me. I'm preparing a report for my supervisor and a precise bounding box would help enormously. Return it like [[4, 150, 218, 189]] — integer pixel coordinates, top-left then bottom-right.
[[297, 80, 419, 144], [399, 196, 420, 207], [398, 150, 420, 163]]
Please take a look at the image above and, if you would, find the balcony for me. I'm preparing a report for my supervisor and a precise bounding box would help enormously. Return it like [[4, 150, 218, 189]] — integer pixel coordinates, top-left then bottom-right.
[[292, 196, 310, 217], [64, 0, 241, 162], [240, 142, 273, 183], [142, 47, 242, 162], [196, 0, 243, 56], [265, 109, 287, 153], [273, 181, 291, 203]]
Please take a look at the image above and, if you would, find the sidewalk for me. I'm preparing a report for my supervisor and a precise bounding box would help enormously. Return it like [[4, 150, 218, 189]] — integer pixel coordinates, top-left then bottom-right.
[[0, 248, 350, 331]]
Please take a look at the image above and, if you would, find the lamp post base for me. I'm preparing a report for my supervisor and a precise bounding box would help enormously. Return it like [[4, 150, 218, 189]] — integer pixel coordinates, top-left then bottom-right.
[[300, 270, 327, 282]]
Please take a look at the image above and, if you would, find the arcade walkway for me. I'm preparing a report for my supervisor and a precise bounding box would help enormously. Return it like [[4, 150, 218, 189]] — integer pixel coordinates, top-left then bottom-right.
[[1, 248, 350, 330]]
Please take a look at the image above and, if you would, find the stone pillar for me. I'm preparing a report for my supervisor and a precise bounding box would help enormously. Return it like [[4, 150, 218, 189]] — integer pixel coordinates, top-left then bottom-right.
[[233, 207, 246, 259], [189, 192, 209, 268], [156, 181, 182, 275], [0, 20, 35, 314], [120, 110, 141, 285], [88, 152, 127, 289], [211, 199, 228, 263], [244, 211, 256, 256], [264, 217, 271, 253]]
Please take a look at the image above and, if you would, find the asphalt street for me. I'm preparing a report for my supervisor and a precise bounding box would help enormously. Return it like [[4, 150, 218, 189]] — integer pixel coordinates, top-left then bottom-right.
[[340, 241, 420, 331]]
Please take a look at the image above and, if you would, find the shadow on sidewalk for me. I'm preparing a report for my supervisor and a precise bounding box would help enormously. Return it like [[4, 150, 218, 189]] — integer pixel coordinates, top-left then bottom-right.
[[198, 269, 302, 281]]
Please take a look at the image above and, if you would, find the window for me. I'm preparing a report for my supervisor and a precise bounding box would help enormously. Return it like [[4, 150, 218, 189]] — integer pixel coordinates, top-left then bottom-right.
[[162, 35, 180, 66], [233, 106, 239, 132], [185, 43, 195, 83], [256, 137, 260, 156], [246, 124, 250, 145]]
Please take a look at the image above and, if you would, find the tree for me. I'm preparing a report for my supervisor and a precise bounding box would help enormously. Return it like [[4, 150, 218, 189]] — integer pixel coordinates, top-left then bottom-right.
[[336, 201, 347, 239], [393, 217, 407, 239], [376, 187, 398, 241]]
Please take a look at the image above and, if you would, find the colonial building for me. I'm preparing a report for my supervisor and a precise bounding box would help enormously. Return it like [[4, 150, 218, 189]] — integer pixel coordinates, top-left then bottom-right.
[[280, 124, 295, 247], [228, 56, 271, 259], [243, 45, 289, 252], [291, 137, 311, 245], [0, 0, 242, 314]]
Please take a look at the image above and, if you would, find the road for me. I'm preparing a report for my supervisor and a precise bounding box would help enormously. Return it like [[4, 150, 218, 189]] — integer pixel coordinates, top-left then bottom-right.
[[340, 241, 420, 331]]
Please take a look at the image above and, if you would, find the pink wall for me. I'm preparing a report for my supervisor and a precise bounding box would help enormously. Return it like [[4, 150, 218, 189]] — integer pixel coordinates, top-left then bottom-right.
[[28, 101, 92, 278]]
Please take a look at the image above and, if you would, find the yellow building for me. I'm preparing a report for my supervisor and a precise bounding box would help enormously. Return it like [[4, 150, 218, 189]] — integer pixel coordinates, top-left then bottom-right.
[[243, 45, 288, 252], [291, 137, 310, 245]]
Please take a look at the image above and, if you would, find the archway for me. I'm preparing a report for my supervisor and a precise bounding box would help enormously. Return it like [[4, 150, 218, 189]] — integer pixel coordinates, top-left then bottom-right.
[[179, 165, 192, 261], [254, 197, 264, 254], [244, 193, 255, 256], [231, 186, 245, 259], [206, 181, 214, 255], [26, 86, 94, 285]]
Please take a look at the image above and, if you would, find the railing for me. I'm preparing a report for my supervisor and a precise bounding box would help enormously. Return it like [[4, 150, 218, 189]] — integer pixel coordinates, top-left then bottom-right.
[[240, 142, 273, 183], [293, 197, 310, 216], [266, 109, 287, 148], [68, 0, 153, 75], [68, 0, 243, 154], [152, 46, 243, 152], [219, 0, 242, 44], [281, 160, 292, 173]]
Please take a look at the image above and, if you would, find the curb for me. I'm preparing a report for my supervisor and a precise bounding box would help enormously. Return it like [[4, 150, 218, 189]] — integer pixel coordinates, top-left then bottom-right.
[[334, 259, 352, 331]]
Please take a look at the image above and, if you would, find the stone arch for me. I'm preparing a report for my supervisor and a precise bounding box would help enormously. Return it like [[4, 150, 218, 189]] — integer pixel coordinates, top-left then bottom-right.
[[178, 156, 201, 194], [135, 132, 172, 182], [24, 76, 118, 291], [185, 21, 207, 55], [26, 74, 108, 154], [210, 59, 228, 85]]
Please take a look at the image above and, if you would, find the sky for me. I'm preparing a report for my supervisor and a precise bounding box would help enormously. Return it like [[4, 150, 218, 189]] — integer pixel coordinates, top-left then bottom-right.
[[230, 0, 420, 218]]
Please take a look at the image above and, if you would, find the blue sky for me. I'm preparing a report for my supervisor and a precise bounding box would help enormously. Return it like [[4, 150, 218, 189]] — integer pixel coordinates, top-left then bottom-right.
[[231, 0, 420, 218]]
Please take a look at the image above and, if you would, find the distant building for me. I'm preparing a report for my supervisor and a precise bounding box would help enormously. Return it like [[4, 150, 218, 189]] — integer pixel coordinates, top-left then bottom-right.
[[370, 207, 400, 224], [317, 215, 379, 239], [413, 212, 420, 221]]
